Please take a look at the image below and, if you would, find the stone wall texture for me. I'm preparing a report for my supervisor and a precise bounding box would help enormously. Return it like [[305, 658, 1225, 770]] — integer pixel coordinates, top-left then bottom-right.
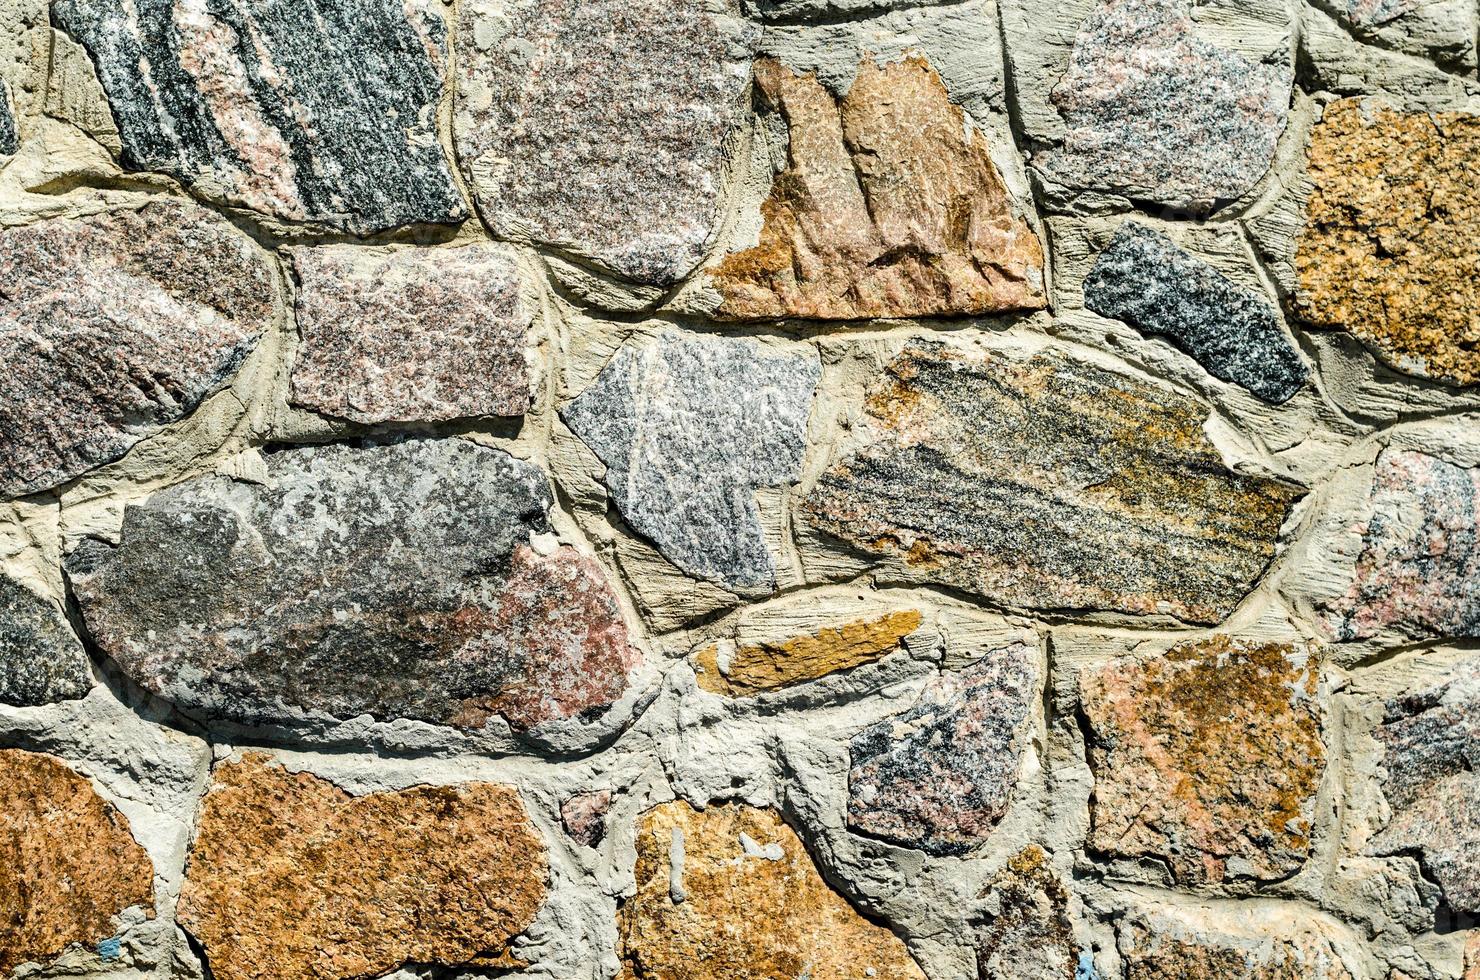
[[2, 0, 1479, 977]]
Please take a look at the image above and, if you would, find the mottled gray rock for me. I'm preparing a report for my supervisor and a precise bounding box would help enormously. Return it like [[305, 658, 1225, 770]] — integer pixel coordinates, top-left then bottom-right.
[[742, 0, 953, 21], [67, 440, 640, 734], [288, 244, 532, 425], [975, 848, 1082, 980], [454, 0, 758, 285], [51, 0, 466, 234], [0, 576, 91, 707], [1083, 223, 1307, 404], [562, 331, 820, 591], [0, 79, 17, 155], [847, 641, 1036, 855], [0, 200, 276, 499], [1033, 0, 1293, 213]]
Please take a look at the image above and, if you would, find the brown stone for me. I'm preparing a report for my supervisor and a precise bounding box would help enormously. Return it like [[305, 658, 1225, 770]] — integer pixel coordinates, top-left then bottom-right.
[[0, 749, 154, 974], [713, 56, 1045, 320], [1079, 637, 1324, 886], [695, 610, 921, 695], [1466, 932, 1480, 980], [1119, 904, 1352, 979], [1295, 99, 1480, 386], [617, 800, 925, 980], [179, 753, 547, 980], [975, 847, 1080, 980]]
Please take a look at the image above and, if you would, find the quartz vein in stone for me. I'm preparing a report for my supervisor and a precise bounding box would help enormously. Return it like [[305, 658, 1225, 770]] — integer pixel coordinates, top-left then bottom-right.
[[0, 575, 91, 707]]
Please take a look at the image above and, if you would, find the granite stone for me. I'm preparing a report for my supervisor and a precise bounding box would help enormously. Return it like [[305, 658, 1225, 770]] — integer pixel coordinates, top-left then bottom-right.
[[455, 0, 758, 285], [1338, 0, 1416, 26], [975, 847, 1080, 980], [67, 439, 639, 734], [0, 200, 275, 498], [51, 0, 466, 234], [562, 331, 820, 590], [0, 79, 17, 155], [801, 340, 1302, 624], [0, 575, 91, 707], [743, 0, 952, 18], [561, 790, 613, 848], [1083, 223, 1307, 404]]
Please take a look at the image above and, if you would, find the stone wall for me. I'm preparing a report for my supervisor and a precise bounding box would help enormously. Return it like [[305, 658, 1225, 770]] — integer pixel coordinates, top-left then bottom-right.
[[1, 0, 1478, 977]]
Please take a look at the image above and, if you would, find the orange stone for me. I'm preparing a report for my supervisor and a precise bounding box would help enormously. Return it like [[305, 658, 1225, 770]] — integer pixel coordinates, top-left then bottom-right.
[[694, 609, 921, 695]]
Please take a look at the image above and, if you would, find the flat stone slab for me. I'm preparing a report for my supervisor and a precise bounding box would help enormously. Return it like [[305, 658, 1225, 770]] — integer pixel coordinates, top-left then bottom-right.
[[1118, 902, 1353, 979], [1084, 222, 1306, 404], [51, 0, 466, 233], [68, 439, 639, 734], [848, 640, 1037, 855], [712, 56, 1045, 320], [179, 754, 547, 980], [0, 575, 91, 707], [695, 609, 921, 696], [288, 244, 532, 425], [562, 331, 820, 591], [454, 0, 757, 285], [0, 200, 275, 499], [801, 339, 1302, 624]]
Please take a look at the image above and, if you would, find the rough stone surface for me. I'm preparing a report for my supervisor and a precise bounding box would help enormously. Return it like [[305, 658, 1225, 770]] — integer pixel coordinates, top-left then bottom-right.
[[563, 331, 819, 590], [695, 610, 920, 695], [847, 641, 1037, 855], [0, 749, 154, 975], [616, 800, 925, 979], [1119, 905, 1352, 979], [178, 754, 547, 980], [68, 440, 639, 733], [712, 56, 1045, 321], [1295, 99, 1480, 387], [1033, 0, 1292, 212], [1337, 0, 1416, 26], [288, 244, 532, 425], [1083, 223, 1307, 404], [0, 80, 16, 155], [1323, 449, 1480, 642], [561, 790, 613, 848], [802, 340, 1302, 624], [0, 200, 275, 499], [51, 0, 466, 234], [455, 0, 758, 286], [0, 575, 91, 707], [974, 847, 1080, 980], [1080, 637, 1324, 886]]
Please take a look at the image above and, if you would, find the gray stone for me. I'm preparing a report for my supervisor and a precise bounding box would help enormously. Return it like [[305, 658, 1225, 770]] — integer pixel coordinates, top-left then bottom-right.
[[0, 79, 17, 155], [847, 641, 1036, 855], [67, 439, 640, 734], [454, 0, 758, 285], [741, 0, 952, 21], [0, 576, 91, 707], [1083, 223, 1307, 404], [0, 199, 276, 499], [51, 0, 466, 234], [1033, 0, 1293, 213], [562, 331, 820, 591]]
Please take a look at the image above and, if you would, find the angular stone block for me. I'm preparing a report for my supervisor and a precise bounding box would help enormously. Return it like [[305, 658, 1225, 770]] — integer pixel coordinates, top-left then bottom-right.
[[0, 575, 91, 707], [695, 609, 921, 696]]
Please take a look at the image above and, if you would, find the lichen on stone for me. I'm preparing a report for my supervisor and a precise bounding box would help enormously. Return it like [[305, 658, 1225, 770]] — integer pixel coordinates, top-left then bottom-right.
[[694, 609, 921, 695]]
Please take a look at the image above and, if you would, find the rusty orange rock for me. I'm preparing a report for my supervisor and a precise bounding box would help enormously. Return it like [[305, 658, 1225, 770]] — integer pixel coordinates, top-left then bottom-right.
[[695, 610, 921, 695]]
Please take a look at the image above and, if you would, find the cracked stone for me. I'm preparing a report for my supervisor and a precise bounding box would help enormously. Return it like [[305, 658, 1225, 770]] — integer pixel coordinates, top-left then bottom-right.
[[454, 0, 758, 286], [562, 331, 819, 591], [712, 56, 1045, 320], [0, 749, 154, 975], [617, 800, 925, 980], [975, 847, 1081, 980], [1033, 0, 1292, 212], [288, 244, 532, 425], [695, 609, 921, 695], [1083, 222, 1307, 404], [0, 575, 91, 707], [801, 339, 1302, 623], [51, 0, 466, 234], [561, 790, 612, 849], [1080, 637, 1324, 887], [0, 200, 275, 499], [178, 753, 547, 980], [67, 439, 639, 734]]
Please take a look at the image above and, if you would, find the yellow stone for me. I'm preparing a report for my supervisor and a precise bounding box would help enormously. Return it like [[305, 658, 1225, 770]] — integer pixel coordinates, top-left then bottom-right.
[[694, 609, 921, 695]]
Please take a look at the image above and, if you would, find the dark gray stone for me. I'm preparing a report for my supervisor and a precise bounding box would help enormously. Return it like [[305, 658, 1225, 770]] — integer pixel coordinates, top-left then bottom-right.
[[1083, 223, 1307, 404], [0, 576, 92, 707], [51, 0, 466, 234], [0, 80, 17, 155]]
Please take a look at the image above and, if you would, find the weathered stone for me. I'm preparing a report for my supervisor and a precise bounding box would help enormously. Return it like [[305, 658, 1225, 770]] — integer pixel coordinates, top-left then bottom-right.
[[1033, 0, 1292, 212], [563, 331, 819, 590], [0, 200, 275, 498], [561, 790, 612, 848], [0, 750, 154, 974], [178, 754, 546, 980], [801, 340, 1301, 624], [1079, 637, 1324, 886], [712, 56, 1045, 321], [1467, 932, 1480, 980], [454, 0, 758, 286], [1338, 0, 1416, 27], [975, 847, 1081, 980], [1369, 658, 1480, 914], [743, 0, 952, 19], [1295, 99, 1480, 386], [288, 244, 532, 425], [67, 439, 639, 733], [1323, 449, 1480, 642], [617, 800, 925, 979], [0, 575, 91, 707], [0, 79, 16, 155], [695, 610, 920, 696], [1119, 904, 1352, 979], [1083, 223, 1306, 404], [51, 0, 466, 234]]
